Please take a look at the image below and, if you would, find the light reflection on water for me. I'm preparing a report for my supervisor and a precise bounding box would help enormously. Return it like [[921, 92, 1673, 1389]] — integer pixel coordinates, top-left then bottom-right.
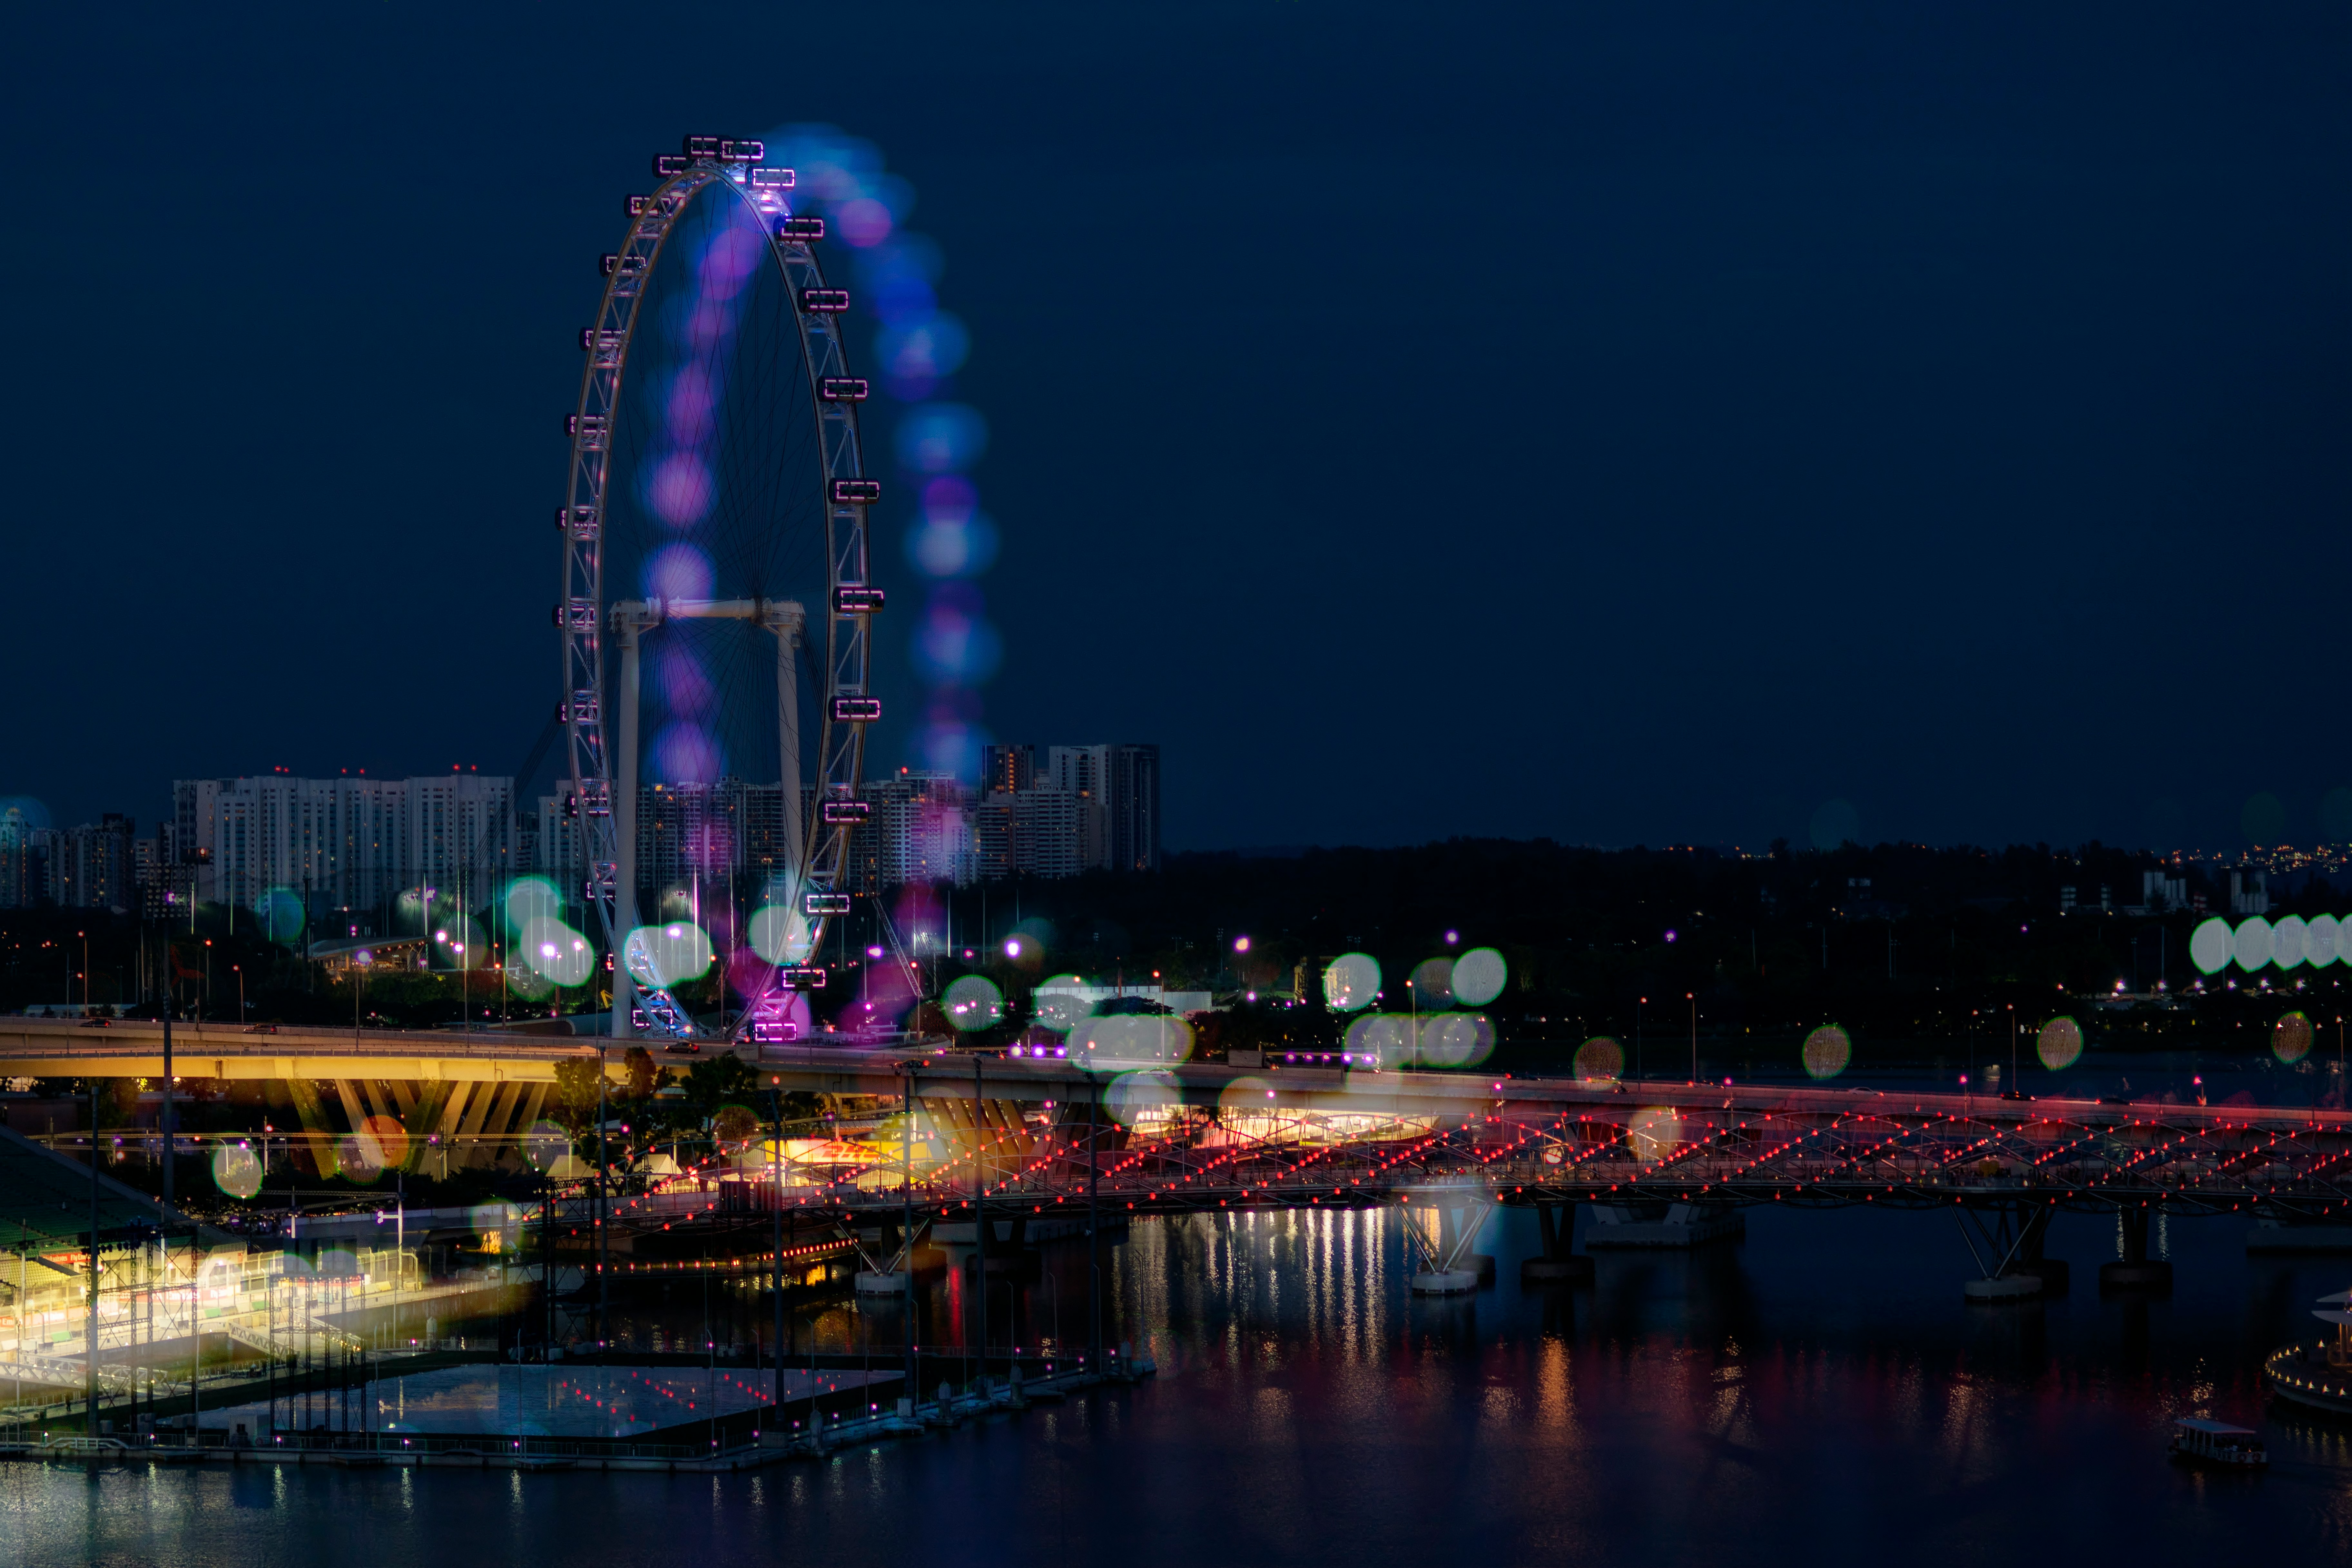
[[6, 1202, 2352, 1565]]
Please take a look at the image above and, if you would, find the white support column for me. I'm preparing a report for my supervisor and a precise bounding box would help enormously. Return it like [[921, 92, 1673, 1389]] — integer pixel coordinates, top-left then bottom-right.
[[611, 605, 654, 1039], [761, 601, 807, 894]]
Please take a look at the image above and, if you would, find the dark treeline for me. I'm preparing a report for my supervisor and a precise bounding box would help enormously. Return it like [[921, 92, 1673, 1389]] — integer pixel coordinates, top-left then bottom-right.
[[7, 840, 2348, 1077], [972, 839, 2351, 1069]]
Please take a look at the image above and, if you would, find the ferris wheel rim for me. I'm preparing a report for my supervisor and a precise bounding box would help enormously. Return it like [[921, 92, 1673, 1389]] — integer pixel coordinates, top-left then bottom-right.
[[554, 147, 877, 1003]]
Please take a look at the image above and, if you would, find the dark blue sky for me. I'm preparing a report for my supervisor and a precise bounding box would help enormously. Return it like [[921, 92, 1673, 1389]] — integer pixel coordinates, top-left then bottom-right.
[[7, 4, 2349, 853]]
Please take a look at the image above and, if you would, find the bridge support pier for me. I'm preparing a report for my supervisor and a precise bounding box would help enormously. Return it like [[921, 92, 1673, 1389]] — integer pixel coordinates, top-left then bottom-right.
[[2009, 1205, 2068, 1294], [1583, 1201, 1743, 1249], [2100, 1206, 2172, 1291], [1522, 1202, 1593, 1284], [1959, 1200, 2056, 1302]]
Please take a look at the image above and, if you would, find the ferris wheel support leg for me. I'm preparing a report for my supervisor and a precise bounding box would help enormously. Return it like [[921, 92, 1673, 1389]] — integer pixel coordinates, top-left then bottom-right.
[[769, 615, 806, 894], [612, 615, 646, 1039]]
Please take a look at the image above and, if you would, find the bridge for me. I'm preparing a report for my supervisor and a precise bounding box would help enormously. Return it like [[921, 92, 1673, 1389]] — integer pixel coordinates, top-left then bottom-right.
[[8, 1017, 2348, 1291]]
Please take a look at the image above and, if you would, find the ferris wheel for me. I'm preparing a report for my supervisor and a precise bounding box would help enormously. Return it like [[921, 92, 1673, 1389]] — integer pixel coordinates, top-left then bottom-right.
[[556, 133, 883, 1040]]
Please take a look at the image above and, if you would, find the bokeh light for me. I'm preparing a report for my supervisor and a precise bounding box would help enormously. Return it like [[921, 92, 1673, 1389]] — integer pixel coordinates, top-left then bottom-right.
[[626, 921, 714, 989], [2035, 1016, 2083, 1071], [2233, 916, 2275, 972], [211, 1143, 263, 1199], [1072, 1011, 1194, 1067], [876, 313, 969, 384], [1217, 1075, 1277, 1118], [2190, 917, 2233, 975], [896, 403, 988, 474], [1802, 1025, 1852, 1080], [1629, 1106, 1683, 1162], [524, 1120, 572, 1172], [362, 1114, 409, 1170], [2274, 914, 2309, 970], [520, 915, 595, 987], [254, 887, 305, 945], [768, 124, 999, 789], [1574, 1037, 1624, 1081], [1105, 1069, 1180, 1128], [1451, 948, 1507, 1007], [1409, 958, 1454, 1008], [2309, 914, 2341, 968], [2275, 1011, 2314, 1064], [1031, 977, 1092, 1032], [1416, 1012, 1495, 1069], [1323, 954, 1381, 1012], [748, 901, 814, 965], [1343, 1012, 1411, 1068], [504, 876, 562, 933], [912, 585, 1003, 686], [942, 974, 1003, 1032], [907, 509, 1000, 578], [338, 1129, 386, 1184]]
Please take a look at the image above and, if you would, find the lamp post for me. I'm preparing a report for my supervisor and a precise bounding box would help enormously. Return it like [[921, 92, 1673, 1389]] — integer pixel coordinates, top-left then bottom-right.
[[233, 965, 244, 1027], [1687, 992, 1696, 1082]]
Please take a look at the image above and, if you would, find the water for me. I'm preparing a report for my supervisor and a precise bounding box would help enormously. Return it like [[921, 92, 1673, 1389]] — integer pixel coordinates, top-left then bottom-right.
[[191, 1364, 894, 1441], [5, 1202, 2350, 1565]]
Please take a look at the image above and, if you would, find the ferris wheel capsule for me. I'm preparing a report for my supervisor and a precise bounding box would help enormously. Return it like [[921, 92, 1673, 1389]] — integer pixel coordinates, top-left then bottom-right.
[[750, 167, 795, 189], [800, 287, 850, 313], [775, 216, 826, 242], [819, 377, 869, 402], [830, 696, 882, 723], [834, 586, 885, 613], [822, 800, 871, 825], [830, 479, 880, 504], [803, 893, 854, 917], [653, 154, 688, 177], [683, 134, 722, 159]]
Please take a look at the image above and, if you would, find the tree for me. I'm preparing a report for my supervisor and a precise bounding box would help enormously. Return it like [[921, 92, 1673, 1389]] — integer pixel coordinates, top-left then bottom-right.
[[551, 1055, 604, 1136], [623, 1046, 655, 1100]]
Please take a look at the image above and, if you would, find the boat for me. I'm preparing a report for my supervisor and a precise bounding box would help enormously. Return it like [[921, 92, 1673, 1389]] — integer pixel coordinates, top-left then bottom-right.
[[2169, 1417, 2267, 1468]]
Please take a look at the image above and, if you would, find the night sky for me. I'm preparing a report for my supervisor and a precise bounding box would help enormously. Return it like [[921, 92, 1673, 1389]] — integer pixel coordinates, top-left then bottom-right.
[[7, 4, 2349, 853]]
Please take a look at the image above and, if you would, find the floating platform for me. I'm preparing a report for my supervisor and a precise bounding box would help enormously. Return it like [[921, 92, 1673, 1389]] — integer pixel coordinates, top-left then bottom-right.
[[2266, 1345, 2352, 1416]]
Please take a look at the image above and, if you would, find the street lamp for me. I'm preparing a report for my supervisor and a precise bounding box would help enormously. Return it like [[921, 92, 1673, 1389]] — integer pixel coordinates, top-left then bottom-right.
[[233, 964, 245, 1027]]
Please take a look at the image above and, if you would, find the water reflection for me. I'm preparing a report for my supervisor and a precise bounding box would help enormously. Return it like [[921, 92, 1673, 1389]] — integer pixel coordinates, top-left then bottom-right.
[[9, 1202, 2352, 1566]]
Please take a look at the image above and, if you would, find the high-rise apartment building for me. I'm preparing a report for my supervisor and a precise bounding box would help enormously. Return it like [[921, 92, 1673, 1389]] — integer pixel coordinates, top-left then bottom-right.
[[863, 771, 975, 887], [980, 744, 1036, 795], [1105, 743, 1160, 872], [0, 807, 30, 909], [171, 773, 517, 919], [977, 741, 1158, 878]]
